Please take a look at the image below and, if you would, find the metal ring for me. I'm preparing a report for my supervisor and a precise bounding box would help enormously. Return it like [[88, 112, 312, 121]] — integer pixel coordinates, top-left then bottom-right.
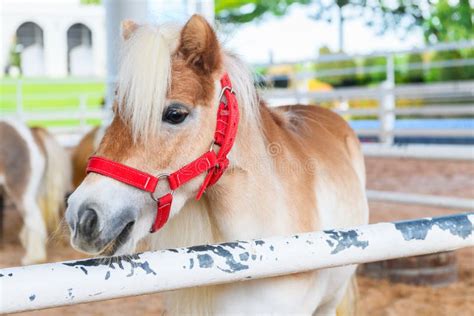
[[150, 173, 174, 202], [218, 86, 235, 103], [209, 140, 216, 152]]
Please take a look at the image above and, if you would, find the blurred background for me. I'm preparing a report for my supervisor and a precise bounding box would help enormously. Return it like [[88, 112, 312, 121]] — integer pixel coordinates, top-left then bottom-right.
[[1, 0, 472, 148], [0, 1, 473, 315]]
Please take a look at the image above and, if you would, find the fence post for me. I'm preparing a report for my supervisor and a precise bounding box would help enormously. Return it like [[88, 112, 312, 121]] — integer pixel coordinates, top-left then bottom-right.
[[379, 54, 395, 145], [16, 79, 24, 121]]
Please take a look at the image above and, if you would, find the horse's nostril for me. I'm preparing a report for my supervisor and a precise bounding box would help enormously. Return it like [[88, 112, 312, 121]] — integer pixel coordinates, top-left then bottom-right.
[[78, 208, 99, 237]]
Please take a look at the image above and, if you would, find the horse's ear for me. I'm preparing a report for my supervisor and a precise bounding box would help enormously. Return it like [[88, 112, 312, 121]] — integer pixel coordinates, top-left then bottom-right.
[[121, 20, 138, 40], [178, 14, 221, 74]]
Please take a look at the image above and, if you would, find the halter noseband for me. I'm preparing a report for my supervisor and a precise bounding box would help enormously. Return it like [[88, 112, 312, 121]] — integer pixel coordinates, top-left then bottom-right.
[[86, 74, 239, 233]]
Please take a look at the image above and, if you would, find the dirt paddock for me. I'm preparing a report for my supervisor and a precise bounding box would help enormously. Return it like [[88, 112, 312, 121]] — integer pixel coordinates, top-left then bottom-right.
[[1, 157, 473, 315]]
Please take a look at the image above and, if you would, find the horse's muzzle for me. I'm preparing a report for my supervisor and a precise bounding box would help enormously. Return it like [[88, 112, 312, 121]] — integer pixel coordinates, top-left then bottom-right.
[[67, 202, 136, 255]]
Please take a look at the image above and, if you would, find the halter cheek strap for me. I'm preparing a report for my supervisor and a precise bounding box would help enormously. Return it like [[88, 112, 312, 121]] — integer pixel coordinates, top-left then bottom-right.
[[86, 73, 239, 233]]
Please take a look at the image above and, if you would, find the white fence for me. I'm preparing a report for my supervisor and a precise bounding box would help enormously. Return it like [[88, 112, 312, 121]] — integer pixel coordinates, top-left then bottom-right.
[[367, 191, 474, 210], [1, 41, 473, 145], [1, 77, 107, 131], [3, 79, 473, 152], [263, 80, 474, 144], [0, 212, 472, 314], [261, 40, 474, 145]]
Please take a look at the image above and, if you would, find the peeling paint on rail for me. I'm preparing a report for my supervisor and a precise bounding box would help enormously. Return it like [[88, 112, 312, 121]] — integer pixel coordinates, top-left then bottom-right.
[[395, 214, 473, 241]]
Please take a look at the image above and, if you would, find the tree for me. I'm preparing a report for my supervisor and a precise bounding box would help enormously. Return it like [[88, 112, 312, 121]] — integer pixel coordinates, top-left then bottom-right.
[[423, 0, 473, 82], [404, 53, 424, 83], [309, 0, 430, 52], [216, 1, 430, 52], [424, 0, 473, 44], [426, 50, 469, 82], [314, 46, 358, 86], [215, 0, 311, 23], [360, 55, 387, 84]]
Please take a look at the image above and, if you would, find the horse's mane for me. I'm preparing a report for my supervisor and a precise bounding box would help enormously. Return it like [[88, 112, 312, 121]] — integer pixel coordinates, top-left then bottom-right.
[[117, 24, 178, 141], [116, 23, 260, 141], [222, 52, 260, 128]]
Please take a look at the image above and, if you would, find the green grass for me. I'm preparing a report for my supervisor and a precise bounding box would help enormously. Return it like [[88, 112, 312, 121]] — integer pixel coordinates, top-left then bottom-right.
[[0, 77, 105, 127], [27, 118, 104, 127]]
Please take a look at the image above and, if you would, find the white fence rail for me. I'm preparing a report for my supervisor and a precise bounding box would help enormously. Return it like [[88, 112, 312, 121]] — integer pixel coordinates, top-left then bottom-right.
[[362, 143, 474, 161], [12, 109, 108, 123], [255, 40, 474, 67], [263, 80, 474, 101], [367, 191, 474, 210], [1, 213, 472, 314]]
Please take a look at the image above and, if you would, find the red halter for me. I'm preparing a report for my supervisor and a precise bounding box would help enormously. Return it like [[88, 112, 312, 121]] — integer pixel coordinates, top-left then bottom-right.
[[86, 74, 239, 233]]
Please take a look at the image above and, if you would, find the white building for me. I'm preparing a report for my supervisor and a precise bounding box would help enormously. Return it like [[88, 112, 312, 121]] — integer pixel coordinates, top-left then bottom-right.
[[1, 0, 106, 77], [0, 0, 214, 78]]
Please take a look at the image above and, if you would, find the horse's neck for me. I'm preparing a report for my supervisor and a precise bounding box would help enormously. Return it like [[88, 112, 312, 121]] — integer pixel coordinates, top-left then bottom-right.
[[148, 197, 219, 249], [205, 105, 299, 241]]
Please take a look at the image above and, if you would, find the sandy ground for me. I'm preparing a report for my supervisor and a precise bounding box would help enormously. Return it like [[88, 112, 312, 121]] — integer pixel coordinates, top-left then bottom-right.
[[358, 158, 474, 316], [1, 157, 473, 315]]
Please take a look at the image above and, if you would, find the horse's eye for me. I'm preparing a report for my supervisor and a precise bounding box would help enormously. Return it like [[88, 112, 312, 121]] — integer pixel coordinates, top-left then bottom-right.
[[163, 104, 189, 124]]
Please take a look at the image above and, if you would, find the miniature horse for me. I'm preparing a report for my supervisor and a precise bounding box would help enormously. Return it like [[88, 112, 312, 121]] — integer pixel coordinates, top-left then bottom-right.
[[66, 15, 368, 315], [0, 120, 71, 264]]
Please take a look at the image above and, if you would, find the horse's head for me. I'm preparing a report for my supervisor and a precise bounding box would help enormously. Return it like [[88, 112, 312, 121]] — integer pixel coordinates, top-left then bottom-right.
[[66, 15, 244, 256]]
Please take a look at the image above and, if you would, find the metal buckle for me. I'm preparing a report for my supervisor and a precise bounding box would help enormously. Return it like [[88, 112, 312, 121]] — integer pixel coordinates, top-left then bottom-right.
[[209, 139, 223, 157], [218, 86, 235, 104], [209, 140, 215, 152], [150, 173, 174, 202]]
